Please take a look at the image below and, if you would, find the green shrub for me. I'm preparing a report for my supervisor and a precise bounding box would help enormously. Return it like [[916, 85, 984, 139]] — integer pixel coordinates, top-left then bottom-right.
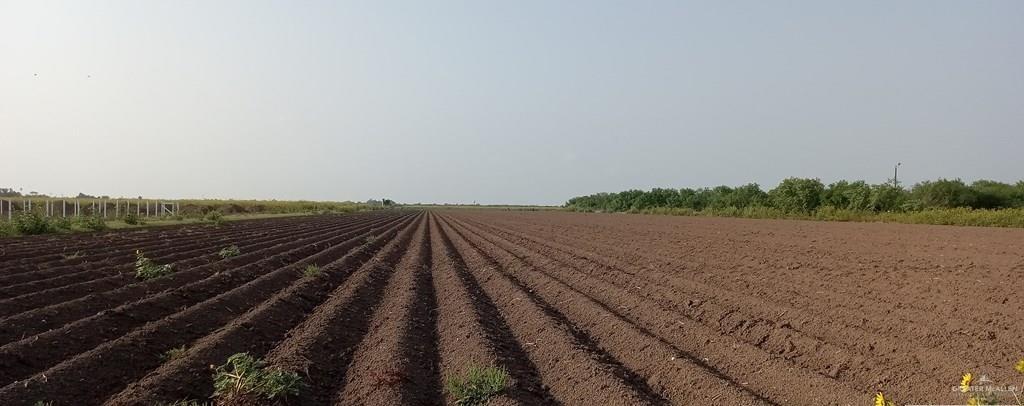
[[910, 179, 977, 209], [212, 353, 302, 401], [769, 178, 825, 213], [135, 250, 174, 280], [204, 210, 224, 226], [14, 212, 56, 235], [52, 216, 73, 230], [0, 221, 15, 237], [446, 365, 509, 405], [123, 211, 141, 225], [303, 264, 322, 278], [78, 215, 108, 231], [218, 245, 241, 258]]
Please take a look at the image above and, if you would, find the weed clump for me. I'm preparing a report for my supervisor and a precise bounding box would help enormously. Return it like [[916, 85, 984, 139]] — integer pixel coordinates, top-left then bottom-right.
[[135, 250, 174, 280], [446, 365, 509, 405], [159, 345, 188, 362], [218, 245, 241, 259], [303, 264, 322, 278], [212, 353, 302, 401]]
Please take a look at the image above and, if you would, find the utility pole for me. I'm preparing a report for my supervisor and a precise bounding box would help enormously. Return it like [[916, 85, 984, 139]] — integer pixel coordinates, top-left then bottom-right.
[[893, 162, 902, 187]]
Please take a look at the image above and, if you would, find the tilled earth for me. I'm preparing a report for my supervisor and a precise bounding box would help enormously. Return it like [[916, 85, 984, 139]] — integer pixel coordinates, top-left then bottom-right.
[[0, 210, 1021, 405]]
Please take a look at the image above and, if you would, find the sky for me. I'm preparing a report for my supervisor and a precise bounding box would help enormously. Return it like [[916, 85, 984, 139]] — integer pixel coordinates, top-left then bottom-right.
[[1, 1, 1022, 205]]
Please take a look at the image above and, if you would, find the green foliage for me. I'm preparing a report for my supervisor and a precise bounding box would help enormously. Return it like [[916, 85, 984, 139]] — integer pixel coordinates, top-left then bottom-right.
[[77, 215, 108, 231], [869, 184, 910, 212], [823, 180, 872, 211], [13, 212, 57, 235], [159, 345, 188, 362], [303, 264, 322, 278], [769, 178, 825, 213], [212, 353, 302, 401], [204, 210, 224, 226], [910, 178, 976, 209], [135, 250, 174, 280], [566, 177, 1024, 227], [218, 245, 241, 259], [446, 365, 510, 405], [123, 211, 142, 225]]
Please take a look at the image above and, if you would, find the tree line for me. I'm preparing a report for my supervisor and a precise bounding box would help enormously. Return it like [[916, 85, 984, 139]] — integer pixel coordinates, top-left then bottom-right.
[[565, 178, 1024, 214]]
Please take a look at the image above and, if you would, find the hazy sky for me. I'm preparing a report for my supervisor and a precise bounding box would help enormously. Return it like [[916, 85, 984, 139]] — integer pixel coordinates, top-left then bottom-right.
[[2, 1, 1022, 205]]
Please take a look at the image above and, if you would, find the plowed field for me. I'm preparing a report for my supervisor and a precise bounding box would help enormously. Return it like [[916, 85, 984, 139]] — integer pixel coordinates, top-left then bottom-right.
[[1, 210, 1021, 405]]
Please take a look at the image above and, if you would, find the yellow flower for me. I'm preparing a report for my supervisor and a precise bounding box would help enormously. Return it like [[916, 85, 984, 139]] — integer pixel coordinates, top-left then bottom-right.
[[960, 372, 973, 393], [874, 392, 895, 406], [1016, 359, 1024, 374]]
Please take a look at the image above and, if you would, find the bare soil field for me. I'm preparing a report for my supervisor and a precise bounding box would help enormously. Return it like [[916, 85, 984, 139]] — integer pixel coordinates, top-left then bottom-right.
[[0, 209, 1021, 405]]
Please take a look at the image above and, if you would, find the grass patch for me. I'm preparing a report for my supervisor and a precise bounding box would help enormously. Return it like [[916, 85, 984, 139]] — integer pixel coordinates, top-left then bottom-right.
[[212, 353, 302, 401], [218, 245, 241, 258], [135, 250, 175, 280], [303, 264, 322, 278], [446, 365, 509, 405]]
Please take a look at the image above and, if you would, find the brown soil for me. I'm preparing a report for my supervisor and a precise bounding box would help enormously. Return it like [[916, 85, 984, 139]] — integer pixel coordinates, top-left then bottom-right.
[[0, 210, 1021, 405]]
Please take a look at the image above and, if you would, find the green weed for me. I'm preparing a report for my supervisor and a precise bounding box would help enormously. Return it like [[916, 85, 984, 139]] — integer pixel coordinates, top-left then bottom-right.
[[212, 353, 302, 401], [135, 250, 174, 280], [303, 264, 322, 278], [159, 345, 188, 362], [218, 245, 241, 259], [204, 211, 224, 226], [446, 365, 509, 405]]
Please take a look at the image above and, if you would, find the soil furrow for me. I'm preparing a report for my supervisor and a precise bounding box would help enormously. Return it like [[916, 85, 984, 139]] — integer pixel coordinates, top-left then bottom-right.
[[104, 212, 423, 405], [0, 213, 417, 404]]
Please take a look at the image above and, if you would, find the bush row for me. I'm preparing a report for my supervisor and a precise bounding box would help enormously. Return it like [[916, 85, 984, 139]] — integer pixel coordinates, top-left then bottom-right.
[[565, 178, 1024, 227]]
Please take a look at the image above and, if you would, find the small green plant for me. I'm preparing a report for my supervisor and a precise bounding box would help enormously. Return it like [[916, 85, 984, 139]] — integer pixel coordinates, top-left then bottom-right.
[[303, 264, 322, 278], [32, 401, 53, 406], [159, 345, 188, 362], [205, 210, 224, 226], [212, 353, 302, 401], [14, 212, 56, 235], [78, 215, 108, 231], [123, 211, 142, 225], [218, 245, 241, 258], [446, 365, 509, 405], [135, 250, 175, 280], [52, 216, 73, 230]]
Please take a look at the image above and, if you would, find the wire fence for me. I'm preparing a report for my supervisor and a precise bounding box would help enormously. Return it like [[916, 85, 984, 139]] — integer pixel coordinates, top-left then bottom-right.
[[0, 198, 180, 221]]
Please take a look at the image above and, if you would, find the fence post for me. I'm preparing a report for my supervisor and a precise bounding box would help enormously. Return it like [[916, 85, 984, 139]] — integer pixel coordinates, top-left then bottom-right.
[[63, 200, 66, 217]]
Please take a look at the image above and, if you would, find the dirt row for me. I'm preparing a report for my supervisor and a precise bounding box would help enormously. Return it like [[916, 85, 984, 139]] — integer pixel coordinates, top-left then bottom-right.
[[1, 210, 1020, 405]]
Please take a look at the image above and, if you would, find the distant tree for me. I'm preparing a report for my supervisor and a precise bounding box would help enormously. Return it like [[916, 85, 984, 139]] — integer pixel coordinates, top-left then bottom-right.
[[910, 179, 976, 209], [0, 188, 21, 197], [870, 184, 909, 212], [823, 180, 872, 211], [769, 178, 825, 213], [969, 180, 1022, 209]]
